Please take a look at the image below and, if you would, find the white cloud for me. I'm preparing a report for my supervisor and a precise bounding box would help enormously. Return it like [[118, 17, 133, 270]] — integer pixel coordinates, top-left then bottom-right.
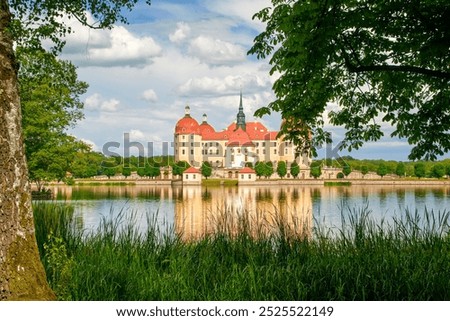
[[61, 15, 162, 67], [85, 93, 120, 112], [129, 129, 146, 141], [205, 0, 272, 32], [188, 36, 246, 64], [100, 99, 120, 112], [178, 74, 271, 96], [169, 22, 191, 43], [87, 26, 162, 66], [141, 89, 158, 102], [80, 138, 99, 151]]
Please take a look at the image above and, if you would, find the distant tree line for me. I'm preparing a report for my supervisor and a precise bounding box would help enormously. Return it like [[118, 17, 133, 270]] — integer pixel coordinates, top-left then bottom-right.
[[320, 156, 450, 179], [29, 149, 450, 184]]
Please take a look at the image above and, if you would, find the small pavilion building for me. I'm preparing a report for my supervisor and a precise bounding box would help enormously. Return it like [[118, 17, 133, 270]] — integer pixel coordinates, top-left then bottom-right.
[[182, 167, 202, 185]]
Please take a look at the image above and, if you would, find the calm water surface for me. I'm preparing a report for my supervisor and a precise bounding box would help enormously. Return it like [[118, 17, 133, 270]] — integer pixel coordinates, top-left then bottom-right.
[[51, 185, 450, 238]]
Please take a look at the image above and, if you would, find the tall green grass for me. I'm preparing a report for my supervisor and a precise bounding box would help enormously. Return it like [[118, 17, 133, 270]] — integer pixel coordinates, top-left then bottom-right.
[[33, 202, 450, 300]]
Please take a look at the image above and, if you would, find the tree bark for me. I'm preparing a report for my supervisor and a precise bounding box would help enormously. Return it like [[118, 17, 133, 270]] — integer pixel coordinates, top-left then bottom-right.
[[0, 0, 55, 300]]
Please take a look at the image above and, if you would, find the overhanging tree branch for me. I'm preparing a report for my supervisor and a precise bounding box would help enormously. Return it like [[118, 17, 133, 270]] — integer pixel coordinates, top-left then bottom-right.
[[346, 63, 450, 80]]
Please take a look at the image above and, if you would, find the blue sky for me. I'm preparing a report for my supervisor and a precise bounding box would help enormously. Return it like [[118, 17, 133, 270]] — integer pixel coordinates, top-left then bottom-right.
[[62, 0, 437, 161]]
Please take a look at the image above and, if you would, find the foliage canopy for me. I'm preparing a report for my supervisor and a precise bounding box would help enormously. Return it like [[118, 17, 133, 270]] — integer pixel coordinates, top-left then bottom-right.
[[18, 48, 89, 188], [9, 0, 151, 53], [201, 161, 212, 179], [276, 160, 287, 178], [249, 0, 450, 160]]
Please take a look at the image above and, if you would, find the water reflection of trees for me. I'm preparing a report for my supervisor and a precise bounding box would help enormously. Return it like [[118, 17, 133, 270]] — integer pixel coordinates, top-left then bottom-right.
[[414, 188, 427, 199], [292, 188, 299, 200], [56, 185, 174, 200], [202, 188, 212, 201], [256, 188, 273, 202], [311, 188, 321, 201], [431, 188, 444, 199]]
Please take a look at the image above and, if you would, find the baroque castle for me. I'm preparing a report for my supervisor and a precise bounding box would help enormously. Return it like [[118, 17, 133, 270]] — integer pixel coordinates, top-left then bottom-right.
[[174, 93, 310, 169]]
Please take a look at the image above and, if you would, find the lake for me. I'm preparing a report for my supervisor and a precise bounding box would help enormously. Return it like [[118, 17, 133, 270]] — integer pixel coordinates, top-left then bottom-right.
[[50, 184, 450, 239]]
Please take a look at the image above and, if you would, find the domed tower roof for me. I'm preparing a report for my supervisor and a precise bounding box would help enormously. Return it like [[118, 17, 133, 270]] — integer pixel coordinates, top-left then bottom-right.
[[198, 113, 215, 136], [175, 106, 200, 134]]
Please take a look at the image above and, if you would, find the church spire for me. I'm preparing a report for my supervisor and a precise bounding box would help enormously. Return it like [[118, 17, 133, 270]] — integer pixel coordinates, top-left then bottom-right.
[[236, 90, 246, 131]]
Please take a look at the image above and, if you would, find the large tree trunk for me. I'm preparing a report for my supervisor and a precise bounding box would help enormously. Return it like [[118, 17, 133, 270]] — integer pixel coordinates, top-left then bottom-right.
[[0, 1, 55, 300]]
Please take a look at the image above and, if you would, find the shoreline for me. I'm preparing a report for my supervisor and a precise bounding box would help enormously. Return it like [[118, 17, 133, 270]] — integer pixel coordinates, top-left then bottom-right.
[[37, 178, 450, 188]]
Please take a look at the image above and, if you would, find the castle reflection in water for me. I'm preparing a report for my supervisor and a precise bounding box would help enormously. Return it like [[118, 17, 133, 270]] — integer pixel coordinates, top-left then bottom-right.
[[174, 186, 312, 240], [52, 184, 450, 241]]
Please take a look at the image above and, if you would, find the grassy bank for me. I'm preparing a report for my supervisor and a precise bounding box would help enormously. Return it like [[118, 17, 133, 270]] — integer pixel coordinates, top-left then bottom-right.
[[324, 181, 352, 186], [33, 202, 450, 300], [202, 179, 238, 187]]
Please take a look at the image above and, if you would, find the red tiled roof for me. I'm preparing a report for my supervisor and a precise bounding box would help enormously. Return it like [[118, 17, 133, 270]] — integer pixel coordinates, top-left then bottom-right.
[[239, 167, 256, 174], [184, 167, 200, 174], [175, 115, 280, 143], [226, 128, 255, 147], [175, 116, 200, 134], [202, 130, 229, 140], [198, 122, 215, 135]]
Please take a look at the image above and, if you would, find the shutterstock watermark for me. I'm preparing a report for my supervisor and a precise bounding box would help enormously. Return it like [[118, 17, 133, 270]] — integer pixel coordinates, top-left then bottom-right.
[[100, 132, 346, 168]]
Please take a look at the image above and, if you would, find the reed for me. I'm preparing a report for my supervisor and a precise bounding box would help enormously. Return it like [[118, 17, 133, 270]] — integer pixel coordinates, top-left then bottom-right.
[[33, 202, 450, 300]]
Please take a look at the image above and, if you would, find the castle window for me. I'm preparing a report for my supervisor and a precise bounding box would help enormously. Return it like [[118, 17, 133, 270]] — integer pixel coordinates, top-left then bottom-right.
[[262, 142, 265, 147], [216, 150, 219, 155], [274, 149, 277, 154], [210, 142, 213, 147], [285, 148, 288, 154], [182, 150, 185, 155], [191, 149, 194, 155], [191, 142, 194, 147], [248, 174, 251, 179], [190, 135, 194, 139], [273, 142, 277, 147], [241, 174, 244, 179]]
